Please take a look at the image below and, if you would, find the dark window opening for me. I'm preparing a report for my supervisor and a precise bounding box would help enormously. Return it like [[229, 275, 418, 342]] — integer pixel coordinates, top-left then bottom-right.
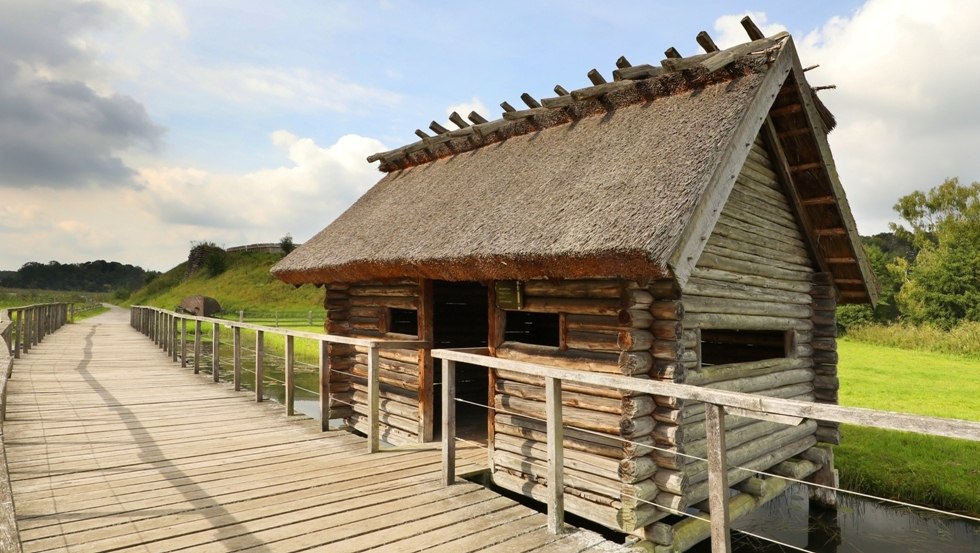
[[388, 308, 418, 336], [700, 329, 787, 365], [504, 310, 560, 347]]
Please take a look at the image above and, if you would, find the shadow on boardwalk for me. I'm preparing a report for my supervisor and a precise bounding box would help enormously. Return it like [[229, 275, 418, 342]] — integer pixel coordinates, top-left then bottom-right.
[[2, 307, 621, 552]]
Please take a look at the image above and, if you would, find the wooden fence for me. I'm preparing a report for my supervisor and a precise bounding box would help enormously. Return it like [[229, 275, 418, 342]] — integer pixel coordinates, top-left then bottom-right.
[[130, 306, 428, 452], [431, 348, 980, 552], [128, 306, 980, 552]]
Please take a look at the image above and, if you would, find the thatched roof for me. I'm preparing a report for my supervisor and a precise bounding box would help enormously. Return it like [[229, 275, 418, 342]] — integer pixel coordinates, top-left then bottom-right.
[[273, 18, 876, 304]]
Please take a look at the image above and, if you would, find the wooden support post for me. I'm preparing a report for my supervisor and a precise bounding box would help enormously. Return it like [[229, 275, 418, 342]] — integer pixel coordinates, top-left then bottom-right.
[[180, 318, 188, 368], [23, 309, 31, 352], [255, 330, 265, 402], [319, 340, 330, 431], [171, 316, 178, 362], [442, 358, 456, 486], [193, 320, 202, 374], [367, 344, 380, 453], [545, 376, 565, 534], [233, 326, 242, 391], [212, 322, 221, 383], [13, 310, 20, 359], [706, 403, 732, 553], [285, 334, 295, 416]]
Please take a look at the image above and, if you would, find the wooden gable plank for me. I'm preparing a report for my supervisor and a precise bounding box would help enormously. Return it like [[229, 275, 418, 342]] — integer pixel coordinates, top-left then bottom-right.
[[668, 37, 796, 287]]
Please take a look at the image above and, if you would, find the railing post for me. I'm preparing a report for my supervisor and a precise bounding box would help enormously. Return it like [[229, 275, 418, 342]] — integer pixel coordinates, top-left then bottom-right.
[[23, 309, 31, 352], [233, 326, 242, 391], [319, 339, 330, 431], [255, 330, 265, 402], [285, 334, 295, 416], [193, 320, 202, 374], [13, 310, 20, 359], [706, 403, 732, 553], [180, 318, 188, 368], [367, 343, 380, 453], [442, 358, 456, 486], [171, 315, 178, 362], [545, 376, 565, 534], [212, 321, 221, 383]]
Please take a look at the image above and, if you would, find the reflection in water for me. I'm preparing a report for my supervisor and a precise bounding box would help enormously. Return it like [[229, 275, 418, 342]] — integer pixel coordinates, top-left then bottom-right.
[[231, 358, 978, 553], [689, 484, 979, 552]]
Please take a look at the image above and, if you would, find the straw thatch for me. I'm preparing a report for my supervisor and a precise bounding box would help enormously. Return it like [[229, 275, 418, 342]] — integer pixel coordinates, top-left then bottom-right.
[[272, 29, 875, 304], [274, 62, 774, 284]]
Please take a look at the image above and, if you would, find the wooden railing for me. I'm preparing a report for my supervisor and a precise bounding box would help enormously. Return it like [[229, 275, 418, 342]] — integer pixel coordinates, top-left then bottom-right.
[[1, 303, 70, 423], [431, 348, 980, 552], [129, 306, 429, 453]]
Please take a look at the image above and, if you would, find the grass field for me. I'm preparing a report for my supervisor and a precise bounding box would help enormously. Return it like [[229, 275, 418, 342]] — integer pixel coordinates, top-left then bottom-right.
[[837, 339, 980, 515], [0, 287, 109, 309]]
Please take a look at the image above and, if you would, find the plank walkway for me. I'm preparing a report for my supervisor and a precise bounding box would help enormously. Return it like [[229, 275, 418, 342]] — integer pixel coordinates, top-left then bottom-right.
[[2, 308, 625, 552]]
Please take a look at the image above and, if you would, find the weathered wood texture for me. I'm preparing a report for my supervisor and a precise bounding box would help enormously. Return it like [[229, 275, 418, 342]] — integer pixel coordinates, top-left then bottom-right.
[[328, 280, 426, 445], [2, 308, 624, 553], [668, 132, 820, 517], [492, 278, 667, 533]]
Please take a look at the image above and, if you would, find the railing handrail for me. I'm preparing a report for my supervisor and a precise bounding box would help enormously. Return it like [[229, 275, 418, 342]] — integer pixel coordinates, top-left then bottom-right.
[[431, 346, 980, 549], [431, 347, 980, 441], [132, 305, 429, 349]]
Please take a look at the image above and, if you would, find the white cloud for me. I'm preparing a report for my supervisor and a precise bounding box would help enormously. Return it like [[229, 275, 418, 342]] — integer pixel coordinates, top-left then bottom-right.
[[712, 12, 788, 49], [716, 1, 980, 234], [442, 97, 490, 128], [135, 131, 386, 234]]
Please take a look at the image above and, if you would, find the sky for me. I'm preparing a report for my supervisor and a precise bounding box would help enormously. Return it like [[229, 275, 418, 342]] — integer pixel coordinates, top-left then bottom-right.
[[1, 0, 978, 271]]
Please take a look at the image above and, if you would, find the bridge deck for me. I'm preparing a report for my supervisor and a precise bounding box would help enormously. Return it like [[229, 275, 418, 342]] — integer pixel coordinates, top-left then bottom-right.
[[2, 309, 622, 553]]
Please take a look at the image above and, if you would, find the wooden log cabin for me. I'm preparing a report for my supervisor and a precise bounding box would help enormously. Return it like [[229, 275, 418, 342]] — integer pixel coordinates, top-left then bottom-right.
[[272, 18, 877, 549]]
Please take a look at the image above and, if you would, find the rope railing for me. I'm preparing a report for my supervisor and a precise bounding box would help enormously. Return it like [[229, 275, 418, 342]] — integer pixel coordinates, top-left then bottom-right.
[[432, 348, 980, 551]]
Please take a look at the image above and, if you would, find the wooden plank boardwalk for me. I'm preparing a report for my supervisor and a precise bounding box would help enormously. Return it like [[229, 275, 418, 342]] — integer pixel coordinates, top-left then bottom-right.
[[2, 308, 624, 553]]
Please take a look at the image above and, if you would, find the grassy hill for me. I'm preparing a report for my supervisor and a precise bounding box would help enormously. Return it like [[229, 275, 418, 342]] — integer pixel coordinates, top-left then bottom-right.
[[124, 251, 323, 312]]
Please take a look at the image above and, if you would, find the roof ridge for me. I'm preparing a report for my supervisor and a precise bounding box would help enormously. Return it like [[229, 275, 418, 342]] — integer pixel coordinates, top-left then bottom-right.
[[367, 19, 790, 173]]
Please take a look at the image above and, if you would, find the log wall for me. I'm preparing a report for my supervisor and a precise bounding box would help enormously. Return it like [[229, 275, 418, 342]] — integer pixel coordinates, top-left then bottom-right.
[[655, 134, 827, 545], [490, 278, 667, 533], [326, 279, 425, 445]]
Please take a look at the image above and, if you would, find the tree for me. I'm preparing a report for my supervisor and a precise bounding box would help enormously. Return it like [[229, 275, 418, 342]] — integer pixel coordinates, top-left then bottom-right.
[[279, 234, 296, 254], [891, 178, 980, 328]]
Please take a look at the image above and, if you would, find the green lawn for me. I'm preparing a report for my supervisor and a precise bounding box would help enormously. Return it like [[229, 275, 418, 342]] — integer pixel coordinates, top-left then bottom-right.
[[837, 339, 980, 515]]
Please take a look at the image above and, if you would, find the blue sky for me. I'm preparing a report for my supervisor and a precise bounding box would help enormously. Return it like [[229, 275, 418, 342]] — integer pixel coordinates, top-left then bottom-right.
[[2, 0, 978, 271]]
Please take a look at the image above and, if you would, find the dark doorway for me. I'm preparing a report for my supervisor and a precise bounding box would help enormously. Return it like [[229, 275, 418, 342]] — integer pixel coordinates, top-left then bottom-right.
[[432, 280, 489, 442]]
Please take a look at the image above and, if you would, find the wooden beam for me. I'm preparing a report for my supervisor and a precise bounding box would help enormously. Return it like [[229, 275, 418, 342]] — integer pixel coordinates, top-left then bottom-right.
[[500, 101, 516, 112], [790, 162, 823, 172], [429, 121, 450, 135], [255, 329, 264, 402], [762, 117, 830, 274], [613, 64, 661, 80], [553, 84, 569, 96], [706, 404, 733, 552], [467, 111, 488, 124], [546, 376, 566, 534], [367, 344, 380, 453], [448, 112, 470, 129], [826, 257, 857, 264], [801, 195, 836, 205], [212, 322, 220, 383], [284, 334, 294, 415], [414, 129, 430, 140], [770, 103, 803, 117], [233, 326, 241, 392], [441, 358, 456, 486], [696, 31, 720, 53], [815, 227, 847, 237], [587, 69, 606, 85], [741, 16, 765, 40], [616, 55, 631, 68], [319, 339, 330, 431], [665, 47, 682, 59], [520, 93, 541, 108]]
